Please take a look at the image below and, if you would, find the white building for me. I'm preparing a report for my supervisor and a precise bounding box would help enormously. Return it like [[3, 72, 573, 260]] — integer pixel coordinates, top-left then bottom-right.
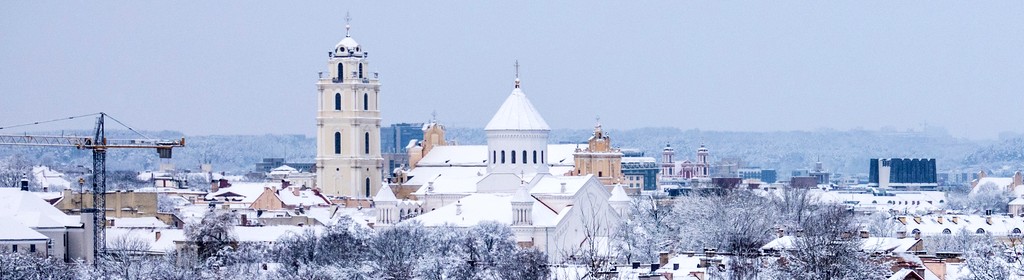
[[0, 188, 92, 262], [376, 77, 626, 262], [315, 19, 384, 198]]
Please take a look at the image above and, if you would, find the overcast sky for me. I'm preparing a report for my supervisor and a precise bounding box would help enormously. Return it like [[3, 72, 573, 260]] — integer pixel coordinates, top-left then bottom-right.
[[2, 2, 1022, 140]]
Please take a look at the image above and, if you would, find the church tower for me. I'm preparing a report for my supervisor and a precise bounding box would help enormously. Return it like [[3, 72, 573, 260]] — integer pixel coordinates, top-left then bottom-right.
[[316, 17, 383, 198], [477, 65, 551, 193]]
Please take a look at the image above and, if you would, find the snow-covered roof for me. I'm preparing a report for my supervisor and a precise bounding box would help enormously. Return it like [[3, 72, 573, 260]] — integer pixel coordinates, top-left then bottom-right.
[[408, 166, 485, 195], [109, 217, 171, 229], [0, 188, 80, 228], [205, 182, 272, 203], [976, 177, 1015, 188], [769, 189, 947, 214], [529, 175, 592, 195], [609, 184, 630, 202], [374, 185, 397, 202], [106, 228, 183, 254], [270, 165, 298, 175], [900, 214, 1024, 236], [33, 166, 71, 190], [278, 189, 331, 206], [0, 217, 48, 241], [484, 87, 550, 131], [1011, 197, 1024, 206], [512, 182, 532, 203], [411, 193, 560, 227]]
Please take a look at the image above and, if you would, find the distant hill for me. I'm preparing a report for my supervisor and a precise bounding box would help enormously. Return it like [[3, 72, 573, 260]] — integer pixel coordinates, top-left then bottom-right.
[[0, 128, 995, 176]]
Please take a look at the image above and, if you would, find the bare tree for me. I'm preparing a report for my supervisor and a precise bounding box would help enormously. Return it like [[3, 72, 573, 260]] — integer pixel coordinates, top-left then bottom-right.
[[770, 204, 890, 280]]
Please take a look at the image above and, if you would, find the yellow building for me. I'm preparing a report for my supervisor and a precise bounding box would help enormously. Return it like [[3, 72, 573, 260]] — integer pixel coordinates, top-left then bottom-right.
[[570, 122, 624, 187]]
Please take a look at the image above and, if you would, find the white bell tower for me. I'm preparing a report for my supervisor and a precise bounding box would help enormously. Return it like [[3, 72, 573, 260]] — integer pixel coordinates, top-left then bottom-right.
[[315, 15, 383, 198]]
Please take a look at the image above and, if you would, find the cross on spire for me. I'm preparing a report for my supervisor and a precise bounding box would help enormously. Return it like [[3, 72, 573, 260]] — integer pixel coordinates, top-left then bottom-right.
[[345, 12, 352, 37], [514, 60, 521, 88]]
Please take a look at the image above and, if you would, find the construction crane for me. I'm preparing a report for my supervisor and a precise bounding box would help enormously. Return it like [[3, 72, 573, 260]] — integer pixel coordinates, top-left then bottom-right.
[[0, 112, 184, 263]]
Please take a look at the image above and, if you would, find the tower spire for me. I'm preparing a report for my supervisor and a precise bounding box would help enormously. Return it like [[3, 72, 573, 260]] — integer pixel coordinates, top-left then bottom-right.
[[345, 12, 352, 37], [514, 60, 521, 89]]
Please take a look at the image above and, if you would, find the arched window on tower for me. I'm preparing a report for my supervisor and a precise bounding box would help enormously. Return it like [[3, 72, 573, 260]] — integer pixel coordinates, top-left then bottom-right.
[[364, 132, 370, 154], [363, 93, 369, 110], [493, 151, 496, 164], [522, 151, 527, 164], [337, 63, 344, 80], [541, 151, 545, 164], [334, 132, 341, 154], [501, 151, 506, 164], [334, 93, 342, 110], [511, 150, 517, 164], [358, 63, 364, 78], [533, 151, 537, 164], [365, 178, 371, 198]]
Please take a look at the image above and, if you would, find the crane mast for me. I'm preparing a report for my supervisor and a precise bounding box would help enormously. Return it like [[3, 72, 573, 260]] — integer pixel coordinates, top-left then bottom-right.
[[0, 113, 184, 263]]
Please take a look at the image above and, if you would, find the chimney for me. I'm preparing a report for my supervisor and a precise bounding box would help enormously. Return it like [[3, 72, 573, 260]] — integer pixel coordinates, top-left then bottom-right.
[[427, 181, 435, 192], [292, 187, 300, 197], [210, 180, 219, 193], [281, 180, 290, 189], [659, 252, 670, 267], [897, 230, 907, 239], [456, 201, 462, 216], [986, 216, 993, 225], [776, 228, 785, 238], [20, 179, 29, 191], [914, 231, 921, 240], [859, 230, 869, 239], [1015, 171, 1023, 187], [560, 182, 567, 193], [155, 231, 162, 241], [42, 186, 48, 192], [241, 214, 248, 226], [796, 229, 803, 237]]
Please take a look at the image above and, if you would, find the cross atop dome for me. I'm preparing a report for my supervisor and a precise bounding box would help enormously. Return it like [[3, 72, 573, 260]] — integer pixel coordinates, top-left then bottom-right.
[[514, 60, 521, 89], [345, 12, 352, 37]]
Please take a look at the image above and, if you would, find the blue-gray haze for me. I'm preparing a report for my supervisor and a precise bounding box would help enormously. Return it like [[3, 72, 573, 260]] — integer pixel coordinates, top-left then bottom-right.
[[2, 2, 1023, 140]]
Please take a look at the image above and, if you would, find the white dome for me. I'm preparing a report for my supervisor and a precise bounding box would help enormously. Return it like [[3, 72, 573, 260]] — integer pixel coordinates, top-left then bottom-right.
[[334, 37, 361, 54], [484, 87, 550, 131]]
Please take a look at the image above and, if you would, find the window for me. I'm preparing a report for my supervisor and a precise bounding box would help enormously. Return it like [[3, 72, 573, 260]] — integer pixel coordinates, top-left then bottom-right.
[[29, 244, 35, 253], [533, 151, 537, 164], [337, 63, 344, 79], [522, 151, 527, 164], [599, 171, 603, 177], [976, 228, 986, 234], [493, 151, 496, 163], [1014, 228, 1022, 235], [365, 178, 371, 198], [363, 93, 369, 110], [501, 151, 506, 164], [364, 132, 370, 154], [541, 151, 545, 163], [942, 228, 952, 234], [334, 132, 341, 154], [12, 245, 16, 252], [358, 63, 364, 78], [334, 93, 342, 110], [511, 150, 516, 164]]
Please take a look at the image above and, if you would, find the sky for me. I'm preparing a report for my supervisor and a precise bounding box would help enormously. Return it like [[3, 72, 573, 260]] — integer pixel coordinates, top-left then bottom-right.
[[2, 2, 1023, 140]]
